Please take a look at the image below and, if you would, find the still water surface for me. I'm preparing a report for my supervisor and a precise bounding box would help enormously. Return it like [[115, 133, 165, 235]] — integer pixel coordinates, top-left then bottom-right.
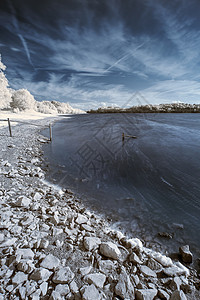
[[42, 113, 200, 255]]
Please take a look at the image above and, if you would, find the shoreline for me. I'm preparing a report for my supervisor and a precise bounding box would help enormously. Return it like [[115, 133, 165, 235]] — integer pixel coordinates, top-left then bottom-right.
[[0, 114, 199, 299]]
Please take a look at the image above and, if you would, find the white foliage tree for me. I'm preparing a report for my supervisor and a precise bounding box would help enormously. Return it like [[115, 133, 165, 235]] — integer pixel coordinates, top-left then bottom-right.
[[0, 55, 12, 109], [10, 89, 36, 111]]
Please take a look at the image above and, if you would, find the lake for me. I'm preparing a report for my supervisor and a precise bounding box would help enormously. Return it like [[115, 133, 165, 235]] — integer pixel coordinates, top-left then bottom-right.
[[42, 113, 200, 258]]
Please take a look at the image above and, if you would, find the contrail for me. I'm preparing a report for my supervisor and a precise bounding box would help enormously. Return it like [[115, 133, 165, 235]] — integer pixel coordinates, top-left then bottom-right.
[[104, 42, 146, 73], [7, 0, 34, 68]]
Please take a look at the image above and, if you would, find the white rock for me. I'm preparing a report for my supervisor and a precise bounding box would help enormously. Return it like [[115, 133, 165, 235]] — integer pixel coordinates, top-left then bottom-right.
[[40, 282, 48, 296], [75, 213, 88, 224], [163, 266, 187, 277], [30, 268, 52, 282], [40, 254, 60, 270], [79, 266, 92, 277], [16, 196, 31, 208], [135, 289, 158, 300], [170, 290, 187, 300], [81, 224, 94, 232], [52, 267, 74, 284], [149, 251, 173, 267], [19, 286, 26, 299], [69, 280, 79, 293], [81, 284, 101, 300], [55, 284, 70, 296], [84, 273, 106, 288], [33, 192, 42, 201], [127, 238, 143, 251], [0, 233, 4, 242], [129, 253, 142, 264], [84, 237, 101, 251], [98, 260, 116, 274], [16, 248, 34, 260], [0, 238, 17, 248], [50, 291, 63, 300], [12, 271, 28, 285], [174, 262, 190, 277], [52, 228, 63, 236], [100, 242, 121, 260], [140, 265, 157, 278]]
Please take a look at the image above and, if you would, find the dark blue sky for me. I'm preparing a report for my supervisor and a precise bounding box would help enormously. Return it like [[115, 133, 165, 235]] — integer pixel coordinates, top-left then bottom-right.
[[1, 0, 200, 109]]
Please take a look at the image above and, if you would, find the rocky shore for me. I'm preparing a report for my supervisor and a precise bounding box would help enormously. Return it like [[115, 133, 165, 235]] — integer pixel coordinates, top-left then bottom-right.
[[0, 117, 199, 299]]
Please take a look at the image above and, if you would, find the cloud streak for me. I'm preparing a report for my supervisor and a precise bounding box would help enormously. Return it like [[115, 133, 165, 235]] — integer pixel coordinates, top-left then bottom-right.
[[1, 0, 200, 109]]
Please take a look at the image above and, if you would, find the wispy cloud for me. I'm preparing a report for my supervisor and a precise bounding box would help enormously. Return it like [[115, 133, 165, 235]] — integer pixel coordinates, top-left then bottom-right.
[[2, 0, 200, 108], [6, 0, 34, 68]]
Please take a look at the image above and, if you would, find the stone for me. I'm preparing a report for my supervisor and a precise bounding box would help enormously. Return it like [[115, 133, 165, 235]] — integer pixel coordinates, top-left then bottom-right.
[[135, 289, 158, 300], [100, 242, 121, 260], [179, 245, 193, 263], [127, 238, 143, 251], [149, 251, 173, 267], [49, 291, 62, 300], [17, 261, 34, 273], [129, 253, 142, 264], [52, 267, 74, 284], [52, 228, 63, 236], [16, 248, 34, 260], [39, 239, 49, 249], [12, 271, 28, 285], [158, 289, 170, 300], [16, 196, 31, 208], [84, 273, 106, 288], [140, 265, 157, 278], [170, 290, 187, 300], [19, 286, 26, 299], [79, 266, 92, 277], [98, 260, 116, 274], [84, 237, 101, 251], [0, 238, 17, 248], [75, 214, 88, 224], [33, 192, 42, 201], [115, 280, 126, 299], [69, 280, 79, 293], [40, 254, 60, 270], [40, 282, 48, 296], [0, 234, 4, 242], [163, 266, 187, 277], [170, 276, 182, 291], [55, 284, 70, 296], [147, 258, 163, 271], [29, 268, 52, 282], [81, 284, 101, 300], [81, 224, 94, 232]]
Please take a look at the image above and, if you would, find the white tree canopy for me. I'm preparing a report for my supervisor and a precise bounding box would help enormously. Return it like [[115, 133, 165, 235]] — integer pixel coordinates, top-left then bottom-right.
[[10, 89, 36, 111], [0, 55, 12, 109]]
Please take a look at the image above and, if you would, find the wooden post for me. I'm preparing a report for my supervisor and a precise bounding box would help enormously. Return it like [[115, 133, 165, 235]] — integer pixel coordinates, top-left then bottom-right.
[[8, 118, 12, 137], [49, 124, 52, 142]]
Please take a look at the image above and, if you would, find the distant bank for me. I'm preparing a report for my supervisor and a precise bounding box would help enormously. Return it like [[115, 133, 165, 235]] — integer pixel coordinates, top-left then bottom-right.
[[88, 103, 200, 113]]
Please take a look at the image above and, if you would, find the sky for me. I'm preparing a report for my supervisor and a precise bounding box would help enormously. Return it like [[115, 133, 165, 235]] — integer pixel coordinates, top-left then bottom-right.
[[1, 0, 200, 109]]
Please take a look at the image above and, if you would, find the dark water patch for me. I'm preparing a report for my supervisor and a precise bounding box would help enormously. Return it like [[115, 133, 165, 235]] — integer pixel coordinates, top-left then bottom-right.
[[42, 113, 200, 262]]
